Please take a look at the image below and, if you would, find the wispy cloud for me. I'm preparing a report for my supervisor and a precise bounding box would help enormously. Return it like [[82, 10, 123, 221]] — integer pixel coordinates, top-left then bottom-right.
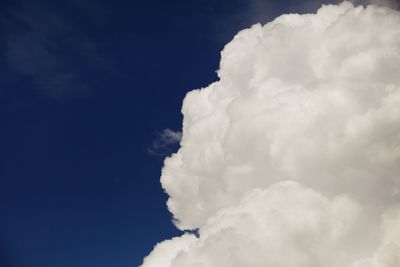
[[1, 1, 110, 100], [366, 0, 399, 8], [148, 129, 182, 157]]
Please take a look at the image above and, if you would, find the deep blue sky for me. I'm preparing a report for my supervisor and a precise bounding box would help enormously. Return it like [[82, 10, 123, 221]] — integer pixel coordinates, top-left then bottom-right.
[[0, 0, 341, 266]]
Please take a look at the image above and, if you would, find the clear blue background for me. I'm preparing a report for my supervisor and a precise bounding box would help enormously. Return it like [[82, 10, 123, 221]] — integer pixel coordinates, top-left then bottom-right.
[[0, 0, 340, 266]]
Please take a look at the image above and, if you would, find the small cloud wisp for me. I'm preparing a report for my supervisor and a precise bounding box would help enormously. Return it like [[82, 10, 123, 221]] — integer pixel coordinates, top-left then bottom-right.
[[148, 129, 182, 156]]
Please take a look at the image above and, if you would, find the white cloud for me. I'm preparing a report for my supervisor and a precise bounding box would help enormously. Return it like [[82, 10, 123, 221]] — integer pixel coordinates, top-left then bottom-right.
[[141, 2, 400, 266]]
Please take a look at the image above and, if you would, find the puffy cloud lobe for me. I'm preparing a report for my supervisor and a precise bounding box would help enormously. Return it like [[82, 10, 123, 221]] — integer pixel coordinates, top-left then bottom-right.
[[169, 182, 363, 267], [141, 235, 197, 267], [142, 2, 400, 267]]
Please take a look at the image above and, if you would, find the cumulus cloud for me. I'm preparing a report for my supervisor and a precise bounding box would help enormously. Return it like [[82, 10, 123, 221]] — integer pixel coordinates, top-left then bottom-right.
[[141, 2, 400, 266]]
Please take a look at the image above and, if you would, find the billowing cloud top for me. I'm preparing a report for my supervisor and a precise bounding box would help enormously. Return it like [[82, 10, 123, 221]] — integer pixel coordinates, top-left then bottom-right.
[[141, 2, 400, 267]]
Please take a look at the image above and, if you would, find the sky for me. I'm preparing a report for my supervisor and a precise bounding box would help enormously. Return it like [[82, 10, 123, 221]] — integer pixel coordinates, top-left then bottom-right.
[[1, 1, 399, 267]]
